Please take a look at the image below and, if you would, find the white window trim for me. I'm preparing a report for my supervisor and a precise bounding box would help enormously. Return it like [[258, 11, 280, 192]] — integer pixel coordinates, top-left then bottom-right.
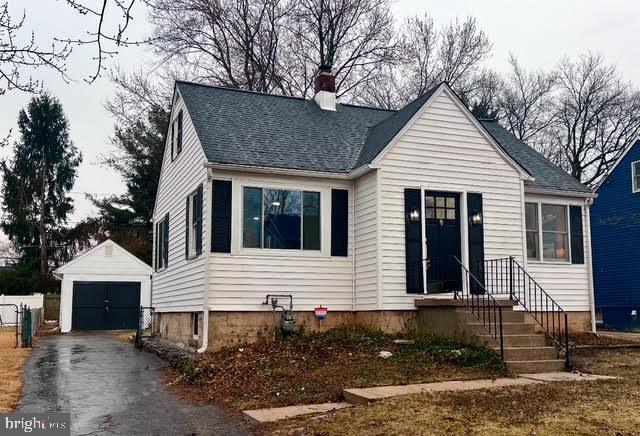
[[231, 180, 330, 260], [187, 190, 199, 260], [525, 201, 572, 264], [239, 183, 323, 256], [632, 160, 640, 193]]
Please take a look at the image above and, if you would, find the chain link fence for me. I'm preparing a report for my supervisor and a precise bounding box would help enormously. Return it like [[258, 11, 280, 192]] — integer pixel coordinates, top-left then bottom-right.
[[135, 306, 155, 347], [0, 304, 19, 348]]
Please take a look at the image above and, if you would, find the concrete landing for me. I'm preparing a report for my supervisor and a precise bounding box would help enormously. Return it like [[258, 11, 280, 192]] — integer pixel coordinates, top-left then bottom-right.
[[243, 402, 352, 423], [519, 372, 617, 382]]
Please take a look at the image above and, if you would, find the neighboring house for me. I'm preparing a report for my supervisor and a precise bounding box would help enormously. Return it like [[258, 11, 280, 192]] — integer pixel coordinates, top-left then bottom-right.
[[152, 68, 595, 351], [55, 239, 152, 333], [591, 139, 640, 330]]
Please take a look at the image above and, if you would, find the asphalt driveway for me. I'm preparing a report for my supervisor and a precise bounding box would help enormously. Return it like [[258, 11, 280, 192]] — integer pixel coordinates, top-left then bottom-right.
[[18, 333, 249, 435]]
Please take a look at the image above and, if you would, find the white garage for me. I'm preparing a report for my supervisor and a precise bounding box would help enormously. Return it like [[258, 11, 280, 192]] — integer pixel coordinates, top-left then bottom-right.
[[54, 239, 152, 333]]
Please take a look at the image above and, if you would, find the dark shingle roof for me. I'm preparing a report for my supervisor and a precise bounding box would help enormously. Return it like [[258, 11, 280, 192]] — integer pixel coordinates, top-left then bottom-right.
[[176, 81, 590, 194], [480, 120, 591, 194], [177, 82, 392, 173]]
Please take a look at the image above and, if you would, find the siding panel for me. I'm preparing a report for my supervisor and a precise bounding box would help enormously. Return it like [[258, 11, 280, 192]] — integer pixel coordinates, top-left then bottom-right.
[[354, 170, 378, 309]]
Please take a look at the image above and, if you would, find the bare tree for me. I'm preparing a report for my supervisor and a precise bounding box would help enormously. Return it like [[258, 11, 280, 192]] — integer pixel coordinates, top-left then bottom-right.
[[148, 0, 291, 94], [0, 2, 71, 95], [286, 0, 397, 98], [497, 55, 557, 144], [551, 53, 640, 186], [356, 15, 492, 109]]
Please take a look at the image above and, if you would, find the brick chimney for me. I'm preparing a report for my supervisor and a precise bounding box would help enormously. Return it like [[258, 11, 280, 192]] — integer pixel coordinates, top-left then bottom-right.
[[314, 65, 336, 111]]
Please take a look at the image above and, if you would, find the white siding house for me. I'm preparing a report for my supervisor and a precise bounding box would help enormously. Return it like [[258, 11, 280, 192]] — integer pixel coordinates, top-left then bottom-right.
[[151, 79, 596, 350]]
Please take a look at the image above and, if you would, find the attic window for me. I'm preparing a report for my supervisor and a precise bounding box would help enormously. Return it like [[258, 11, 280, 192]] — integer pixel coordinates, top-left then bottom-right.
[[105, 245, 114, 256], [172, 110, 183, 159], [633, 161, 640, 193]]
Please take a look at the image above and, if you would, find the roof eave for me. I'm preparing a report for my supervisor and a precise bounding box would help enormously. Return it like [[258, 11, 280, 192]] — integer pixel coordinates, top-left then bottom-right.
[[524, 187, 597, 199]]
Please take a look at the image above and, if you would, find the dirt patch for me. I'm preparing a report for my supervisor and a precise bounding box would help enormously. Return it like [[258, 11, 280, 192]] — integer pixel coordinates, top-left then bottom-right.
[[149, 328, 508, 411], [0, 348, 31, 412], [269, 348, 640, 435], [571, 332, 640, 347]]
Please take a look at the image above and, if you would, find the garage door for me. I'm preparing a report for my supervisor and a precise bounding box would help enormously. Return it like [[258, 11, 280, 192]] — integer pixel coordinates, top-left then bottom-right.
[[72, 282, 141, 330]]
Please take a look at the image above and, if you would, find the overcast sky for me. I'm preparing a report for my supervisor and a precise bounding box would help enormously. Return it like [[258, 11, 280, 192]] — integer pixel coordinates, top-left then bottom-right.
[[1, 0, 639, 242]]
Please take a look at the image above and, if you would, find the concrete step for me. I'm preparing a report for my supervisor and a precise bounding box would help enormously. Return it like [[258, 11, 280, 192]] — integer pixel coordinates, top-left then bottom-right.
[[496, 346, 558, 361], [479, 334, 547, 348], [506, 359, 566, 374], [460, 310, 525, 323], [467, 322, 535, 335]]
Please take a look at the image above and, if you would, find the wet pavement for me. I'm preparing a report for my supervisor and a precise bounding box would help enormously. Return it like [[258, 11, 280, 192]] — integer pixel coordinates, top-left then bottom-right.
[[19, 333, 250, 435]]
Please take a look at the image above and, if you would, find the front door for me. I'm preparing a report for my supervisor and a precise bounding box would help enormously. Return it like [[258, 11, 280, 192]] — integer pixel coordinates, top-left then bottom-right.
[[424, 191, 462, 293]]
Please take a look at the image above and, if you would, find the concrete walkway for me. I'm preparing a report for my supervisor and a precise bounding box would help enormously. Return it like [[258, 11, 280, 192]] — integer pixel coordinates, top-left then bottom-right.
[[244, 372, 616, 423]]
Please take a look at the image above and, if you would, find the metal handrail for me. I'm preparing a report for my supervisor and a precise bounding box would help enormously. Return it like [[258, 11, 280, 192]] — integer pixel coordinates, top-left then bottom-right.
[[476, 256, 570, 369], [451, 256, 504, 360]]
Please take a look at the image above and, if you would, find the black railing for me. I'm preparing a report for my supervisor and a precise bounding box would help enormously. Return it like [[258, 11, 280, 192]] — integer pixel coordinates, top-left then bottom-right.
[[451, 256, 504, 360], [476, 257, 570, 368]]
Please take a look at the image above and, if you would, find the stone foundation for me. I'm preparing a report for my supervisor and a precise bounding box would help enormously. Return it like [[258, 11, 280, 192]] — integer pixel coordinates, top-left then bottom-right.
[[155, 310, 416, 351]]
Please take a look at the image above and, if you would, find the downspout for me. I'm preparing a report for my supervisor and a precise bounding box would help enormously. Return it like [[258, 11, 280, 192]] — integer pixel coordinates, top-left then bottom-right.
[[351, 181, 356, 311], [198, 168, 214, 353], [584, 198, 597, 333]]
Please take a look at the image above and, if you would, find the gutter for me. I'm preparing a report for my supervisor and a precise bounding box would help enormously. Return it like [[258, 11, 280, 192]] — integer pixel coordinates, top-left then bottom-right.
[[197, 168, 214, 353], [524, 187, 597, 199], [584, 197, 597, 333], [204, 162, 378, 180]]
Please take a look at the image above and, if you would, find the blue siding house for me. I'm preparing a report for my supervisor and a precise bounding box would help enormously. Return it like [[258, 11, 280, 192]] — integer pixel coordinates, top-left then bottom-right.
[[591, 139, 640, 330]]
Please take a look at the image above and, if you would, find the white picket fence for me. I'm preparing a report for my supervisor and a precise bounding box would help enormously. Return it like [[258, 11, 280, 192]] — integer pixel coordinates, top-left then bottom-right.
[[0, 293, 44, 309]]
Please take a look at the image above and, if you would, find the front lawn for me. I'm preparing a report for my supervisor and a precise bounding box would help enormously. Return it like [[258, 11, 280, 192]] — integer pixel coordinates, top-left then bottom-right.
[[159, 328, 508, 411], [270, 347, 640, 435]]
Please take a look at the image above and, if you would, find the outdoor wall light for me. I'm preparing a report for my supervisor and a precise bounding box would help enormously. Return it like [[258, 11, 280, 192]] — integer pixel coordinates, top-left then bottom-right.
[[409, 210, 420, 222], [471, 212, 483, 225], [272, 201, 281, 206]]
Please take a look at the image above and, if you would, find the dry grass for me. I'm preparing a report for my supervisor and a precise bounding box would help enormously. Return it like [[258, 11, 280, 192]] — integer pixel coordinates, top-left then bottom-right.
[[269, 348, 640, 435], [160, 328, 508, 411], [116, 331, 136, 343], [0, 348, 30, 412]]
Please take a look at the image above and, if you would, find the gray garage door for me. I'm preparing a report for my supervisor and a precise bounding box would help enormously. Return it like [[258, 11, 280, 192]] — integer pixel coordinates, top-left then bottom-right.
[[72, 282, 140, 330]]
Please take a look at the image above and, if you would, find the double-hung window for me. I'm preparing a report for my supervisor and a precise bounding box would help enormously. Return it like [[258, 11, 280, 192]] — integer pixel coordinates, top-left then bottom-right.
[[172, 110, 183, 159], [633, 161, 640, 193], [242, 187, 321, 251], [525, 203, 570, 262], [156, 215, 168, 270], [187, 191, 198, 258]]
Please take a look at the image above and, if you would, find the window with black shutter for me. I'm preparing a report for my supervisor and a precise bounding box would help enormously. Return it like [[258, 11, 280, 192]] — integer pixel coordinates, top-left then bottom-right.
[[212, 180, 232, 253], [570, 205, 584, 264], [156, 214, 169, 270], [331, 189, 348, 257], [404, 189, 424, 293], [186, 184, 203, 259]]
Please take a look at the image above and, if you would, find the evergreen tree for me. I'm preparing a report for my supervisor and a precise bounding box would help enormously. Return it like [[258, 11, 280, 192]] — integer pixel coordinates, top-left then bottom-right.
[[0, 94, 81, 288]]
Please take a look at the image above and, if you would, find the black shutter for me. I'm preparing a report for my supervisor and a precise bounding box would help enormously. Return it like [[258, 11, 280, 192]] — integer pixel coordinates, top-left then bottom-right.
[[170, 123, 174, 161], [163, 213, 169, 267], [185, 197, 190, 259], [195, 184, 203, 255], [404, 189, 424, 294], [154, 222, 159, 271], [177, 110, 183, 154], [570, 205, 584, 264], [212, 180, 232, 253], [467, 193, 485, 293], [331, 189, 348, 257]]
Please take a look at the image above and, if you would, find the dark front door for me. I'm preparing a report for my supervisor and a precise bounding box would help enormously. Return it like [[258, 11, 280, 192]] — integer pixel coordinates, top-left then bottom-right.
[[424, 191, 462, 293], [72, 282, 141, 330]]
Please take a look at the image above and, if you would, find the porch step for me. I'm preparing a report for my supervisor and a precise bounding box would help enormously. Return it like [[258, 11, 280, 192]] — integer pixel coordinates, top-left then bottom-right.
[[468, 322, 534, 335], [479, 334, 546, 348], [506, 359, 566, 374], [496, 346, 558, 361], [460, 310, 525, 324]]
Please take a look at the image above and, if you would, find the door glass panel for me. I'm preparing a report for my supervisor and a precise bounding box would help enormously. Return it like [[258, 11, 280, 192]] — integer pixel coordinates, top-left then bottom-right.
[[425, 196, 435, 207], [436, 197, 445, 207], [436, 208, 445, 219], [446, 197, 455, 208], [425, 208, 435, 219], [446, 209, 456, 220]]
